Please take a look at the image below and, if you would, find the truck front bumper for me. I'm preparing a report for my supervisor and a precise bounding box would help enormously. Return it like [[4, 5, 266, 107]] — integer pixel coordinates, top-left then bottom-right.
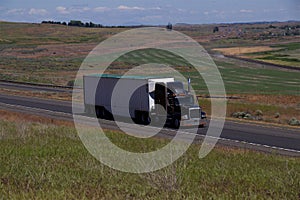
[[180, 118, 206, 127]]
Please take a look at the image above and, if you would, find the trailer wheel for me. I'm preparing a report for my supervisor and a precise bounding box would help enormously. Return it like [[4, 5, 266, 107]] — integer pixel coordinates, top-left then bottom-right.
[[96, 107, 105, 119]]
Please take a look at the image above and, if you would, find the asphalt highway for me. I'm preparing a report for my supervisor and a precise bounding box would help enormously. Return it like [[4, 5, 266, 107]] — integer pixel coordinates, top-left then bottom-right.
[[0, 93, 299, 155], [0, 81, 72, 93]]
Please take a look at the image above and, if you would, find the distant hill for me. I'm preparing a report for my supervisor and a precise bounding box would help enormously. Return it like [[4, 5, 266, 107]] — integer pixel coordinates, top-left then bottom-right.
[[175, 20, 300, 27]]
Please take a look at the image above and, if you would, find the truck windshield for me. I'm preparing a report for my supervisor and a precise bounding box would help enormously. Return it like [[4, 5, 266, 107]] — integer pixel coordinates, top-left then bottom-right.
[[175, 96, 194, 105]]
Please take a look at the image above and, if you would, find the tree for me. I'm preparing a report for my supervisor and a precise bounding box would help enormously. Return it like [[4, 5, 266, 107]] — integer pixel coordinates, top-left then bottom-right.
[[68, 20, 84, 27], [89, 22, 95, 28]]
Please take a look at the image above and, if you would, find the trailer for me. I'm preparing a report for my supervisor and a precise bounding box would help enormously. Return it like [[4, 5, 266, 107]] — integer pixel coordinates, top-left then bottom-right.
[[84, 74, 206, 128]]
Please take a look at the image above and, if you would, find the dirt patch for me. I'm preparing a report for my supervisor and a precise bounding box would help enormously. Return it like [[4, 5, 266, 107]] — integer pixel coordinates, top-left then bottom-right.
[[1, 43, 97, 59], [232, 94, 300, 108]]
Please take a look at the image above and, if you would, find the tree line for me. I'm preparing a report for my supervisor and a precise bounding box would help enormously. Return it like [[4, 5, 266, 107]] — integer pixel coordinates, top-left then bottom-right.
[[41, 20, 148, 28]]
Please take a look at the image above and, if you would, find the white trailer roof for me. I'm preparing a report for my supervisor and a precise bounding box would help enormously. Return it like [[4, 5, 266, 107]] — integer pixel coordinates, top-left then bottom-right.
[[85, 74, 174, 81]]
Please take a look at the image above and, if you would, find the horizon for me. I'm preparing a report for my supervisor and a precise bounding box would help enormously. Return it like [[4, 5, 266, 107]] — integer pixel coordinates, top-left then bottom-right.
[[0, 0, 299, 26]]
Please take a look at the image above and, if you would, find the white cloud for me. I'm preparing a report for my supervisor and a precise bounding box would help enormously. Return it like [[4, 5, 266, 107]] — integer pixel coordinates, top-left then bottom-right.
[[177, 8, 186, 12], [150, 7, 161, 10], [240, 9, 253, 13], [6, 8, 26, 15], [203, 10, 219, 15], [93, 7, 110, 12], [82, 7, 90, 12], [56, 6, 94, 14], [28, 8, 48, 15], [56, 6, 70, 14], [69, 6, 90, 13], [117, 5, 145, 11]]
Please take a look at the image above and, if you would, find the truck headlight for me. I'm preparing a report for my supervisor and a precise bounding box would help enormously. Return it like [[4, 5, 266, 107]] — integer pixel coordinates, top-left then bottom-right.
[[181, 115, 188, 120]]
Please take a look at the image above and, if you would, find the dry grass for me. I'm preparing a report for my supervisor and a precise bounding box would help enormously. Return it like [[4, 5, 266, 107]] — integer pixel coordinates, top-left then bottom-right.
[[1, 43, 96, 59], [0, 109, 73, 127], [212, 46, 279, 56], [232, 94, 300, 108]]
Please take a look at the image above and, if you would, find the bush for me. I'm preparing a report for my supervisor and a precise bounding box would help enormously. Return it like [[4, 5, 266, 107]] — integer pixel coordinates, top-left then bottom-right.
[[244, 113, 252, 120], [232, 112, 249, 119], [274, 112, 280, 118], [255, 110, 263, 116], [288, 117, 300, 126], [255, 110, 263, 121]]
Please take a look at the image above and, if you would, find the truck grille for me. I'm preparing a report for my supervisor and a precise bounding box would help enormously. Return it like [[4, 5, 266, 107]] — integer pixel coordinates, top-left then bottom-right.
[[189, 109, 200, 119]]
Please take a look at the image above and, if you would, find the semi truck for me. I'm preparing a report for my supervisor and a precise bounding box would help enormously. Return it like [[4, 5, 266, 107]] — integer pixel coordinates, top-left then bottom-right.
[[83, 74, 206, 128]]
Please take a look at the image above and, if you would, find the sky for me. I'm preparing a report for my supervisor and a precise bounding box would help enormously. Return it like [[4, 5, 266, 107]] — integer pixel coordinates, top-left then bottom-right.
[[0, 0, 299, 25]]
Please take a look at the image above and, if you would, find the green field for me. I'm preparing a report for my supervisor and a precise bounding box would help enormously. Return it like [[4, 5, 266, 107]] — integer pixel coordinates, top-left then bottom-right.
[[0, 120, 299, 199], [112, 48, 300, 96]]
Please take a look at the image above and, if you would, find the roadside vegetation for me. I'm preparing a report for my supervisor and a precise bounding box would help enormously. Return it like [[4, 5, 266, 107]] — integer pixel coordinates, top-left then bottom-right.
[[0, 119, 299, 199], [199, 97, 300, 126]]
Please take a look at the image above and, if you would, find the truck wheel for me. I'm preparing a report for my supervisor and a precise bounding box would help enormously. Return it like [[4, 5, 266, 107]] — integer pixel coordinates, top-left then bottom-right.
[[173, 118, 180, 129], [141, 113, 151, 125], [198, 124, 204, 128]]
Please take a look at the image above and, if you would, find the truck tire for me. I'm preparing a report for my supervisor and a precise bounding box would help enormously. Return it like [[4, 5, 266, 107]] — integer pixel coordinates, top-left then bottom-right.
[[141, 113, 151, 125], [198, 124, 205, 128], [96, 107, 105, 119]]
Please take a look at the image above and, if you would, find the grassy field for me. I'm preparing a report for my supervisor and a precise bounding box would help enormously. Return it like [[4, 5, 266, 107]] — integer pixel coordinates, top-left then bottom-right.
[[0, 22, 124, 85], [0, 119, 299, 199], [0, 21, 125, 45], [0, 21, 300, 87], [111, 48, 300, 96], [0, 21, 299, 95]]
